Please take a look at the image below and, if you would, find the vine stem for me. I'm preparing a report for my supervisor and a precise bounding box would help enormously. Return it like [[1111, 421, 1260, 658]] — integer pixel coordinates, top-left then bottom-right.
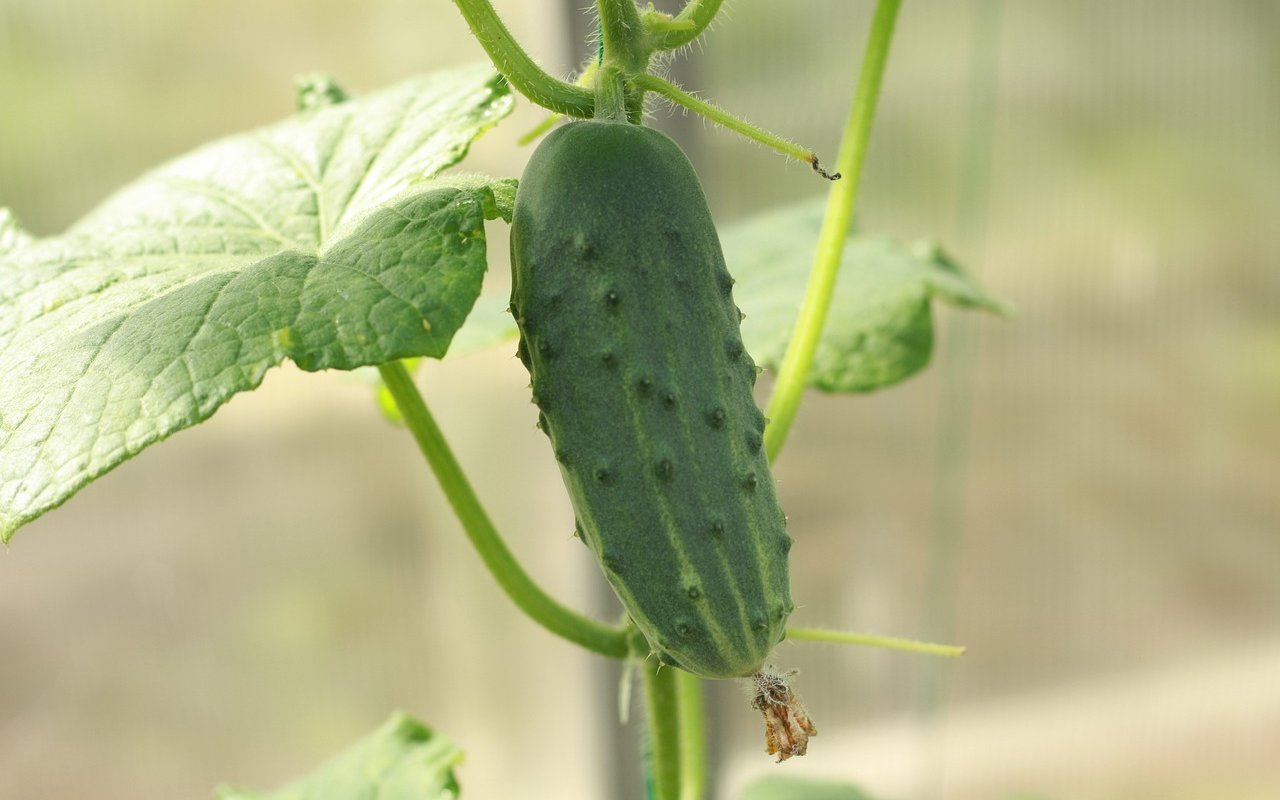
[[763, 0, 903, 460], [648, 0, 725, 49], [451, 0, 594, 117], [377, 361, 628, 659], [596, 0, 648, 73], [643, 664, 681, 800], [787, 627, 966, 658], [674, 669, 707, 800], [633, 73, 835, 177]]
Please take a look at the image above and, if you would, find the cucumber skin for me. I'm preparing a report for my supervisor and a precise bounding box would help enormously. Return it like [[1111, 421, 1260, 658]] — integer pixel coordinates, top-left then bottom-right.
[[510, 120, 793, 679]]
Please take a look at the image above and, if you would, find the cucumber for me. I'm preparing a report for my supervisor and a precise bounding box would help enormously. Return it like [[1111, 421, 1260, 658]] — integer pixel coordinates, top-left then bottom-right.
[[509, 120, 793, 679]]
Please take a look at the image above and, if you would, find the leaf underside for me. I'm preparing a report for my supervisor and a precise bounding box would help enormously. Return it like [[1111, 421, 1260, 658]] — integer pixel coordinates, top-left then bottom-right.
[[723, 198, 1008, 393], [0, 64, 514, 541], [214, 711, 463, 800]]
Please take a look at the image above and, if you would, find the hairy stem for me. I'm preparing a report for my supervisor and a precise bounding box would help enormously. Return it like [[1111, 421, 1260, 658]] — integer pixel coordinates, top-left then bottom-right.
[[787, 627, 966, 658], [517, 60, 601, 145], [634, 73, 835, 177], [674, 670, 707, 800], [378, 361, 628, 658], [596, 0, 648, 72], [763, 0, 903, 460], [451, 0, 594, 116], [643, 664, 682, 800], [650, 0, 726, 49], [595, 64, 631, 123]]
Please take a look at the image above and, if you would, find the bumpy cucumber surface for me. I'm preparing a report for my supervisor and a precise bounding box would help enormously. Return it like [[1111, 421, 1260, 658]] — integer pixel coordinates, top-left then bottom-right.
[[509, 120, 793, 679]]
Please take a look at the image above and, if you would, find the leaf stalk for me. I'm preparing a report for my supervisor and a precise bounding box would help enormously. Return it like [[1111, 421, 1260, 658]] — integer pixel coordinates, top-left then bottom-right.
[[787, 627, 966, 658], [378, 361, 628, 659], [643, 663, 682, 800], [451, 0, 595, 117], [675, 669, 707, 800]]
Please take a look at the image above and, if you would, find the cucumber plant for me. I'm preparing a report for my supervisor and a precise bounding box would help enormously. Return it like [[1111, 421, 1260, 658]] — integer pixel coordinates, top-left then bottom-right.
[[0, 0, 1004, 797]]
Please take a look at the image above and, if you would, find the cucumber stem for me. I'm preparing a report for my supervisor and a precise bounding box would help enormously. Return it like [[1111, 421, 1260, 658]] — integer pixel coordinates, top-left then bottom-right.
[[596, 0, 649, 74], [643, 664, 682, 800], [595, 64, 631, 123], [787, 627, 966, 658], [763, 0, 903, 461], [378, 361, 629, 659], [451, 0, 595, 117], [674, 670, 707, 800]]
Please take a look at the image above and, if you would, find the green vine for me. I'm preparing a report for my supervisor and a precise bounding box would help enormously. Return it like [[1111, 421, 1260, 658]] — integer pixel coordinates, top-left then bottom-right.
[[377, 361, 629, 659], [764, 0, 904, 460], [644, 664, 682, 800], [646, 0, 725, 50], [674, 669, 707, 800], [450, 0, 594, 117]]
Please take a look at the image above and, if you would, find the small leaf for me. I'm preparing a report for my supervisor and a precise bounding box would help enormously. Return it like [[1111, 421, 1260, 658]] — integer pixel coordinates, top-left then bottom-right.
[[722, 198, 1009, 394], [0, 65, 514, 541], [740, 775, 878, 800], [214, 711, 463, 800]]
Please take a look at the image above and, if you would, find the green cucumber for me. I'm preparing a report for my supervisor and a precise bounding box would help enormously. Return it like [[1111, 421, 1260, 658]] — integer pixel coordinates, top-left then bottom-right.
[[509, 120, 793, 679]]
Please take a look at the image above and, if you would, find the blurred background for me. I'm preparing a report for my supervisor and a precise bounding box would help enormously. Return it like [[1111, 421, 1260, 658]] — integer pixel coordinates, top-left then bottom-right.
[[2, 1, 1278, 798]]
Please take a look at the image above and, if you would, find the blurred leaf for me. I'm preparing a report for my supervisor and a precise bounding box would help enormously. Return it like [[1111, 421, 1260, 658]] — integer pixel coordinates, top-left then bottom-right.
[[294, 73, 350, 111], [0, 208, 33, 255], [740, 775, 878, 800], [723, 198, 1009, 394], [214, 711, 463, 800], [0, 64, 514, 542], [446, 293, 517, 358]]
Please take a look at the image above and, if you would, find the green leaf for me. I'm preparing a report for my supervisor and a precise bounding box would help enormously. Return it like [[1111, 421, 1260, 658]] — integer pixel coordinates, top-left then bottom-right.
[[0, 64, 514, 542], [740, 775, 878, 800], [214, 711, 463, 800], [722, 198, 1008, 393]]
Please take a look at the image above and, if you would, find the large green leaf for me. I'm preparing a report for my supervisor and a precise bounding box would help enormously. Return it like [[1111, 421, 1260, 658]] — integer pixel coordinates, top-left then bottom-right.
[[0, 65, 514, 541], [215, 712, 463, 800], [723, 198, 1008, 393], [740, 775, 878, 800]]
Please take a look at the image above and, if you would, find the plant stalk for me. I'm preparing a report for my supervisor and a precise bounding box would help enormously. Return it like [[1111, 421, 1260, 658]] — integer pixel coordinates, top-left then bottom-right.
[[451, 0, 595, 117], [633, 73, 832, 175], [595, 0, 649, 73], [763, 0, 903, 461], [674, 670, 707, 800], [788, 626, 965, 658], [643, 664, 682, 800], [650, 0, 725, 49], [378, 361, 628, 659]]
